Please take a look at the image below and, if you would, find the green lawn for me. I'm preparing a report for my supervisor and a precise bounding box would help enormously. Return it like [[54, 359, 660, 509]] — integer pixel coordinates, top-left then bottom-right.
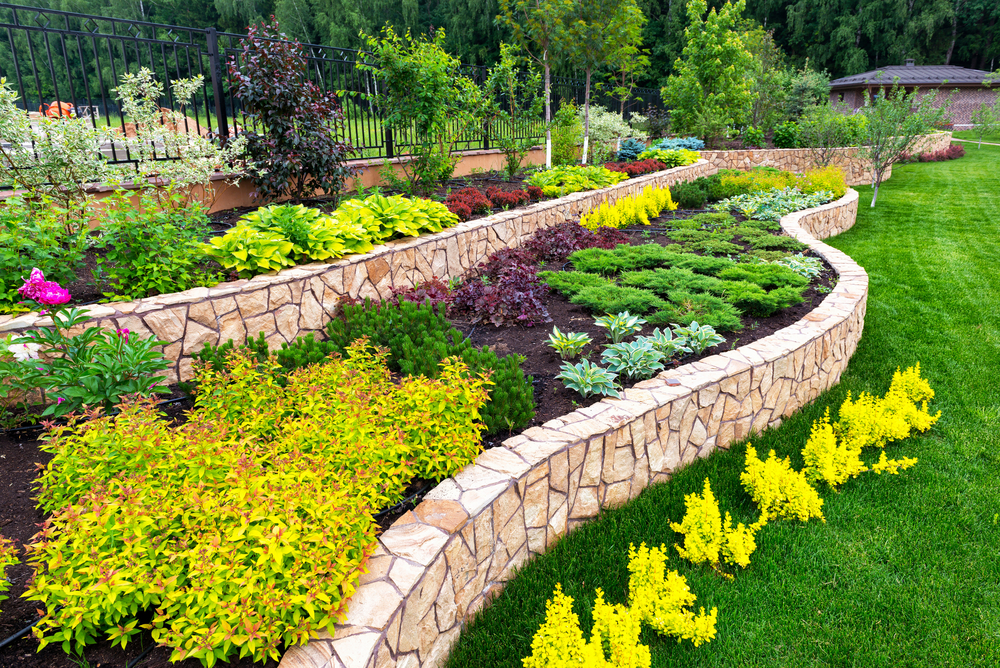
[[952, 129, 1000, 145], [445, 146, 1000, 668]]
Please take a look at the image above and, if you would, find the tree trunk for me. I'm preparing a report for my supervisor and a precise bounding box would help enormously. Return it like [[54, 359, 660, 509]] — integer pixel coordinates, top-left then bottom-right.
[[582, 68, 591, 165], [945, 4, 960, 65], [544, 50, 552, 169], [871, 183, 879, 207]]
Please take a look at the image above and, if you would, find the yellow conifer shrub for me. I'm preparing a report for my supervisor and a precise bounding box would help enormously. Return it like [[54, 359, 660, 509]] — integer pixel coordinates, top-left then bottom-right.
[[522, 584, 597, 668], [591, 589, 651, 668], [627, 542, 718, 646], [670, 479, 761, 572], [802, 365, 937, 488], [581, 185, 677, 230], [741, 446, 825, 523]]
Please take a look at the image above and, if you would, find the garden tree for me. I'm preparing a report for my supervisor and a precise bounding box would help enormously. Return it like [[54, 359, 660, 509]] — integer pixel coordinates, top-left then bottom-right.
[[230, 20, 356, 203], [969, 100, 1000, 148], [743, 26, 790, 131], [857, 82, 950, 207], [661, 0, 755, 143], [357, 27, 487, 192], [484, 43, 544, 179], [797, 102, 858, 166], [567, 0, 646, 164], [784, 61, 830, 119], [606, 42, 652, 115], [498, 0, 576, 168]]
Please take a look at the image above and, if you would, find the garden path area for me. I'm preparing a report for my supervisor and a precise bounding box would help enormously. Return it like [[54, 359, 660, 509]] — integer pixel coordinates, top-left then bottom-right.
[[444, 147, 1000, 666]]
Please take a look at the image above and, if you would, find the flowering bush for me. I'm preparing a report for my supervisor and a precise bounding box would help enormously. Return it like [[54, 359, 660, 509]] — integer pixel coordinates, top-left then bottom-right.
[[27, 341, 490, 665], [17, 267, 70, 306]]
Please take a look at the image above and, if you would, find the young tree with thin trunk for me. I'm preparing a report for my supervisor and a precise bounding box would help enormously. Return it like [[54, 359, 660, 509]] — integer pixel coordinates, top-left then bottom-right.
[[857, 81, 950, 207], [568, 0, 645, 164], [498, 0, 575, 169], [970, 101, 999, 148]]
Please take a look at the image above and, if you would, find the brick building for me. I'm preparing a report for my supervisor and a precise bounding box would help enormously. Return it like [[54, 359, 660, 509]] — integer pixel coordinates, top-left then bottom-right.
[[829, 60, 998, 128]]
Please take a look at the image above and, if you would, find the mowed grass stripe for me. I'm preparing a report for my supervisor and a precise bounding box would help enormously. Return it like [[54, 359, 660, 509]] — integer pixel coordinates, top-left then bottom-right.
[[444, 146, 1000, 668]]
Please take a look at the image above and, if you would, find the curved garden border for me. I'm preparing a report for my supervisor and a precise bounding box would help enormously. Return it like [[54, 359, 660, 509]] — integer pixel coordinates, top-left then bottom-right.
[[277, 187, 867, 668]]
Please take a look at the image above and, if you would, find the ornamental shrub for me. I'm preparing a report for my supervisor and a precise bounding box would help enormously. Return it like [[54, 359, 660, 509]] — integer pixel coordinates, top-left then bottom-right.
[[446, 187, 492, 218], [96, 187, 218, 301], [604, 159, 669, 177], [772, 121, 801, 148], [486, 187, 531, 209], [650, 136, 705, 151], [669, 478, 762, 574], [551, 100, 584, 166], [0, 535, 16, 614], [802, 365, 936, 488], [616, 138, 648, 162], [230, 20, 356, 203], [539, 270, 615, 296], [741, 446, 825, 523], [797, 165, 847, 198], [635, 148, 701, 167], [523, 222, 629, 263], [27, 341, 490, 665], [522, 547, 716, 667], [581, 185, 677, 230], [450, 261, 551, 327], [571, 285, 668, 317]]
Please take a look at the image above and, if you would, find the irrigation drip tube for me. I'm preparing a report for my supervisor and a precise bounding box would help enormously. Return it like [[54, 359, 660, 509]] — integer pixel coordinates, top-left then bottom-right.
[[125, 640, 157, 668], [374, 482, 432, 522], [0, 615, 45, 650]]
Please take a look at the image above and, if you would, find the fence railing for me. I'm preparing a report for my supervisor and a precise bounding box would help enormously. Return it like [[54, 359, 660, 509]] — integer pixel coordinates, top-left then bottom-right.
[[0, 3, 662, 165]]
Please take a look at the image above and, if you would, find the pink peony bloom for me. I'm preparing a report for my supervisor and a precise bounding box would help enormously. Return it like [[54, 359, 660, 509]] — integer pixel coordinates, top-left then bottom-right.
[[18, 268, 71, 306]]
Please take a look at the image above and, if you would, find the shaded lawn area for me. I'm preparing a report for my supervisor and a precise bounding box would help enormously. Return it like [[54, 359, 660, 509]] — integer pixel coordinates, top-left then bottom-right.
[[445, 146, 1000, 668]]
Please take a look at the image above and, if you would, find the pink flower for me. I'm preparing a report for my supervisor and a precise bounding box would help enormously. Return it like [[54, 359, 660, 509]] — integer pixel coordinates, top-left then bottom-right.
[[56, 397, 65, 405], [116, 328, 130, 344], [18, 268, 71, 306]]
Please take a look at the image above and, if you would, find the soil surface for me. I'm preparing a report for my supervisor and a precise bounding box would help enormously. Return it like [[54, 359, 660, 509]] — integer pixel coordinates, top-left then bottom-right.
[[0, 204, 835, 667]]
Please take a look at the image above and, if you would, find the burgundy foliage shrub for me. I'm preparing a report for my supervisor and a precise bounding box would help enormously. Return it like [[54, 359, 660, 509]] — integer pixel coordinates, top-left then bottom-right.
[[526, 185, 544, 200], [917, 143, 965, 162], [390, 277, 451, 307], [229, 20, 355, 202], [450, 260, 550, 326], [603, 159, 668, 177], [523, 221, 629, 263], [446, 187, 493, 220], [486, 187, 531, 209]]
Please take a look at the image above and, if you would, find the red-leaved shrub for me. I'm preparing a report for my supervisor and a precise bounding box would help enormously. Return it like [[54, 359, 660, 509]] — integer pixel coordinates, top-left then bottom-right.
[[523, 222, 630, 263], [450, 260, 550, 326], [604, 159, 668, 177], [390, 277, 451, 308], [526, 185, 544, 200], [446, 187, 492, 220], [917, 143, 965, 162]]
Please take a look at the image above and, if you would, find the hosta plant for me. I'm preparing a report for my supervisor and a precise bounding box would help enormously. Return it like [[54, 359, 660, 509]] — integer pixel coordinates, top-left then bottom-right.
[[332, 193, 459, 244], [595, 311, 647, 343], [671, 321, 725, 355], [556, 359, 620, 399], [241, 203, 373, 261], [202, 226, 296, 277], [526, 165, 628, 198], [547, 326, 592, 360], [639, 327, 692, 360], [601, 340, 666, 380]]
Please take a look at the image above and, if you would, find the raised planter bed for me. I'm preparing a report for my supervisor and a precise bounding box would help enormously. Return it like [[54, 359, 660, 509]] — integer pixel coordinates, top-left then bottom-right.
[[277, 187, 866, 668]]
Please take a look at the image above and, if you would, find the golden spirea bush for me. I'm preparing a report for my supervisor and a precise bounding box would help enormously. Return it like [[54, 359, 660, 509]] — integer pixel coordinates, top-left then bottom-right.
[[670, 479, 762, 573], [27, 340, 490, 666], [741, 446, 825, 523], [803, 364, 937, 488], [523, 544, 716, 667], [0, 535, 17, 614]]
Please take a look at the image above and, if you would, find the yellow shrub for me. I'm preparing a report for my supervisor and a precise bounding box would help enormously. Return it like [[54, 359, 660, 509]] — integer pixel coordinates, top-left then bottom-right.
[[741, 446, 825, 523], [801, 409, 867, 487], [591, 590, 651, 668], [627, 542, 718, 646], [720, 170, 795, 194], [581, 185, 677, 230], [670, 479, 761, 572], [0, 535, 16, 614], [522, 584, 598, 668], [802, 365, 936, 488], [797, 165, 847, 198], [28, 340, 490, 666]]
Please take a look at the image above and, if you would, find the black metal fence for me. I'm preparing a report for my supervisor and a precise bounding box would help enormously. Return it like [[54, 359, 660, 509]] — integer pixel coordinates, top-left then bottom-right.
[[0, 3, 662, 164]]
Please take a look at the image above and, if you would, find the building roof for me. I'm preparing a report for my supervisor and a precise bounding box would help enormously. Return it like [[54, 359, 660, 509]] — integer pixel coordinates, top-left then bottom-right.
[[830, 64, 994, 90]]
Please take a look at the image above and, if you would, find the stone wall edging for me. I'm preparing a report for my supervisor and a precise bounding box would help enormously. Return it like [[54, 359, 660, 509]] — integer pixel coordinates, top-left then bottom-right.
[[0, 160, 714, 385], [699, 131, 952, 186], [278, 187, 868, 668]]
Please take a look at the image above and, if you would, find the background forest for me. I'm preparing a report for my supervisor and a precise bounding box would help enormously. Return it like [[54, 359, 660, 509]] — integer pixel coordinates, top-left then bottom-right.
[[18, 0, 1000, 82]]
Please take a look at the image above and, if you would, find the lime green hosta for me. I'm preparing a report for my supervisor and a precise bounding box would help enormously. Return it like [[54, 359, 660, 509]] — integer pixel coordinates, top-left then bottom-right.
[[332, 193, 459, 244], [526, 165, 628, 198], [203, 226, 296, 277]]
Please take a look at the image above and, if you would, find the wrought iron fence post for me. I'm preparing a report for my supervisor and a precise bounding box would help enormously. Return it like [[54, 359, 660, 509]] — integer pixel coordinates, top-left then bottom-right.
[[206, 27, 230, 141], [384, 124, 394, 159], [481, 64, 490, 151]]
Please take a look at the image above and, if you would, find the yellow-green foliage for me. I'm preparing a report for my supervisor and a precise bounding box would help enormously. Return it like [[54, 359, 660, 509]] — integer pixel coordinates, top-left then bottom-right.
[[670, 479, 761, 572], [635, 148, 701, 167], [741, 445, 825, 523], [581, 185, 678, 230], [627, 542, 718, 646], [0, 535, 17, 613], [719, 169, 796, 194], [796, 165, 848, 198], [802, 365, 938, 487], [27, 340, 490, 666], [524, 544, 717, 667]]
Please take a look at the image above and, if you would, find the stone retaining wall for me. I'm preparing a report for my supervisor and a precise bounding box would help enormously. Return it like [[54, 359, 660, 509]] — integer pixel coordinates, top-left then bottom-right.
[[699, 131, 953, 186], [0, 161, 713, 384], [278, 187, 868, 668]]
